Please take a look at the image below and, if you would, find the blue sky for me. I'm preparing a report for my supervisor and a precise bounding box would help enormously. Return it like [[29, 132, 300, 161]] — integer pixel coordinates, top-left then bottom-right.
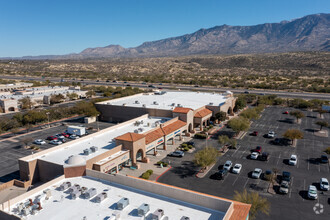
[[0, 0, 329, 57]]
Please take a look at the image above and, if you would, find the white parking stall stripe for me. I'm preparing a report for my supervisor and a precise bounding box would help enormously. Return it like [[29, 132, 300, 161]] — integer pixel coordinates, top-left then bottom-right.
[[243, 178, 249, 188], [232, 176, 239, 186], [289, 177, 294, 198]]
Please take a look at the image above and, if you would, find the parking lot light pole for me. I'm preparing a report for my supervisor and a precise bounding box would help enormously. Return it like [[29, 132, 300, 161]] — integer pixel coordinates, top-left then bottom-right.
[[46, 112, 50, 128], [96, 114, 100, 131]]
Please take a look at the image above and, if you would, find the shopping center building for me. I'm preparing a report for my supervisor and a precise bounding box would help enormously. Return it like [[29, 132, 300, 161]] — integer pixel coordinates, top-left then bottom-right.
[[0, 90, 251, 219]]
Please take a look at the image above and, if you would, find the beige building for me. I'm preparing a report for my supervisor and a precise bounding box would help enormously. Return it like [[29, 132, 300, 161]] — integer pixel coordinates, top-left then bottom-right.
[[0, 99, 18, 113]]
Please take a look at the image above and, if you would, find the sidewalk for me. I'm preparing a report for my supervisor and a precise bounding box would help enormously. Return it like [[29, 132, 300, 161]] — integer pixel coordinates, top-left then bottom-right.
[[120, 136, 192, 179]]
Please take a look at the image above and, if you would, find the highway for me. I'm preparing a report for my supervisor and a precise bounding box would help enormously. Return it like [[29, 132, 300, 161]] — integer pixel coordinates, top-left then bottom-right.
[[1, 75, 330, 100]]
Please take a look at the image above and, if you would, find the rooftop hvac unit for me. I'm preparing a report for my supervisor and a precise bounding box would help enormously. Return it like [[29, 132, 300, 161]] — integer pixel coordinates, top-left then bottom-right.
[[177, 104, 182, 107], [90, 146, 98, 152], [181, 216, 190, 220], [153, 101, 159, 105], [81, 186, 88, 194], [17, 203, 24, 214], [122, 103, 126, 106], [71, 189, 82, 200], [22, 206, 32, 216], [134, 129, 139, 133], [84, 188, 97, 199], [95, 192, 107, 203], [142, 104, 146, 108], [109, 211, 121, 220], [209, 102, 213, 105], [135, 100, 140, 104], [84, 148, 92, 155], [138, 203, 150, 217], [150, 209, 164, 220], [171, 103, 175, 106], [60, 182, 72, 191], [43, 189, 52, 199], [138, 128, 144, 132], [117, 197, 129, 210], [107, 102, 111, 105], [68, 184, 81, 193]]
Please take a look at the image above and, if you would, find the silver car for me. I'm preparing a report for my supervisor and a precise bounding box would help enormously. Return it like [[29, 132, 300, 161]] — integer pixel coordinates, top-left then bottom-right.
[[223, 161, 233, 171], [251, 168, 262, 179], [34, 139, 46, 145], [307, 185, 318, 200]]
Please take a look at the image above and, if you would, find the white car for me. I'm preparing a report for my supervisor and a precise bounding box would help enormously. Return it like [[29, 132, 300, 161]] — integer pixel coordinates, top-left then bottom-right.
[[307, 185, 318, 200], [50, 140, 62, 145], [268, 131, 275, 138], [223, 161, 232, 171], [251, 168, 262, 179], [69, 134, 80, 140], [55, 134, 65, 139], [34, 139, 46, 145], [232, 164, 242, 174], [320, 178, 329, 191], [250, 152, 259, 160], [289, 155, 297, 166]]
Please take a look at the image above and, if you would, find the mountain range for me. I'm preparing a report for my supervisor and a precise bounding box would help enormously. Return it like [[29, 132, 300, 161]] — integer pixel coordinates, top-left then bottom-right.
[[16, 13, 330, 59]]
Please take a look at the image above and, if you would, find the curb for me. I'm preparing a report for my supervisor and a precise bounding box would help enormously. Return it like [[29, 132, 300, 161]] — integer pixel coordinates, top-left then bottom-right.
[[207, 124, 225, 140], [155, 166, 172, 182], [195, 163, 216, 178]]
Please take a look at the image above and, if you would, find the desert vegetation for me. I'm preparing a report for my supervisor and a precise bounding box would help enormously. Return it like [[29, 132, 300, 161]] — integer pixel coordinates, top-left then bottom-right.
[[1, 52, 329, 93]]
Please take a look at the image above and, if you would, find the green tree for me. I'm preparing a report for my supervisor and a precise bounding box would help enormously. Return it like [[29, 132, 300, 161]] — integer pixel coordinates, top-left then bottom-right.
[[19, 97, 34, 110], [215, 111, 227, 122], [233, 189, 270, 220], [86, 90, 96, 98], [67, 92, 78, 100], [234, 96, 247, 111], [218, 135, 230, 146], [194, 146, 219, 169], [240, 108, 259, 120], [289, 110, 305, 123], [228, 117, 250, 134], [317, 109, 327, 118], [74, 101, 99, 117], [50, 94, 65, 104], [283, 129, 304, 145], [315, 121, 328, 131]]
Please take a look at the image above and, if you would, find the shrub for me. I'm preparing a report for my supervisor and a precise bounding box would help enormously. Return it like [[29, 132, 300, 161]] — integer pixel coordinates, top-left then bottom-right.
[[146, 169, 153, 175], [188, 145, 193, 149], [181, 143, 188, 148], [325, 147, 330, 155], [163, 162, 168, 167], [209, 125, 214, 129], [141, 172, 150, 180], [156, 161, 162, 165], [184, 146, 189, 151], [194, 133, 208, 139]]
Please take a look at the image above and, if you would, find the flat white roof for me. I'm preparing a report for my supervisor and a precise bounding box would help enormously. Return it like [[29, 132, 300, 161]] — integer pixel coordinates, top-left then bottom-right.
[[8, 176, 225, 220], [101, 91, 227, 111], [33, 116, 169, 166]]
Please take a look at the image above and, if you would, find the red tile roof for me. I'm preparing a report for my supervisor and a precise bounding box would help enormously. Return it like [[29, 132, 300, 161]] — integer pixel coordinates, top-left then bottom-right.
[[229, 202, 252, 220], [145, 128, 165, 145], [161, 120, 186, 135], [115, 132, 145, 142], [194, 108, 212, 118], [173, 107, 192, 114]]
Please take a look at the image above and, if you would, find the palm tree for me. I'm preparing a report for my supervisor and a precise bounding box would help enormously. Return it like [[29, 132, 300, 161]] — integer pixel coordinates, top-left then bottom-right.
[[234, 189, 270, 220], [315, 121, 328, 131]]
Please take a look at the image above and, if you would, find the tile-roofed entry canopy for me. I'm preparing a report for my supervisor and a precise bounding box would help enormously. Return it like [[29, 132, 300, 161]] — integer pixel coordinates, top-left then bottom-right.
[[173, 107, 192, 114], [194, 108, 213, 118], [115, 132, 145, 142]]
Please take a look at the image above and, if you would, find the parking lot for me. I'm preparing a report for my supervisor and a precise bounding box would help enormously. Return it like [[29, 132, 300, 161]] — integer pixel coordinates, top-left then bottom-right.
[[0, 118, 114, 183], [157, 106, 330, 220]]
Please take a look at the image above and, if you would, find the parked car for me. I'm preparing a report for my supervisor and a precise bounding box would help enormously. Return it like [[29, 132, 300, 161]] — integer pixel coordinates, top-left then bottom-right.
[[34, 139, 46, 145], [250, 152, 259, 160], [213, 169, 228, 180], [112, 80, 117, 83], [267, 131, 276, 138], [251, 168, 262, 179], [279, 180, 290, 194], [46, 136, 58, 141], [260, 152, 269, 161], [50, 140, 62, 145], [307, 185, 318, 200], [282, 171, 291, 183], [58, 137, 67, 143], [185, 141, 195, 147], [289, 155, 298, 166], [223, 161, 233, 171], [168, 150, 184, 157], [254, 146, 262, 153], [61, 133, 70, 138], [69, 134, 80, 140], [283, 111, 289, 114], [320, 155, 329, 163], [320, 178, 329, 191], [232, 164, 242, 174], [251, 131, 258, 136], [55, 134, 65, 139]]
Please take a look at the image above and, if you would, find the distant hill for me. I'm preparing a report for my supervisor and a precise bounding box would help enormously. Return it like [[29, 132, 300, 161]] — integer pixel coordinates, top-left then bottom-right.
[[12, 13, 330, 59]]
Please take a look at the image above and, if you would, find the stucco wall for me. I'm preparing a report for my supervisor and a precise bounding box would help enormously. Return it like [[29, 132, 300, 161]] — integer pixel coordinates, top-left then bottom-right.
[[64, 165, 86, 178], [37, 160, 64, 183]]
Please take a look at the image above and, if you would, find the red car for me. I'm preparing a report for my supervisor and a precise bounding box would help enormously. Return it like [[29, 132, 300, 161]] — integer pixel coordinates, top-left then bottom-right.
[[61, 133, 70, 138], [46, 136, 58, 141], [252, 131, 258, 136], [283, 111, 289, 114], [255, 146, 262, 153]]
